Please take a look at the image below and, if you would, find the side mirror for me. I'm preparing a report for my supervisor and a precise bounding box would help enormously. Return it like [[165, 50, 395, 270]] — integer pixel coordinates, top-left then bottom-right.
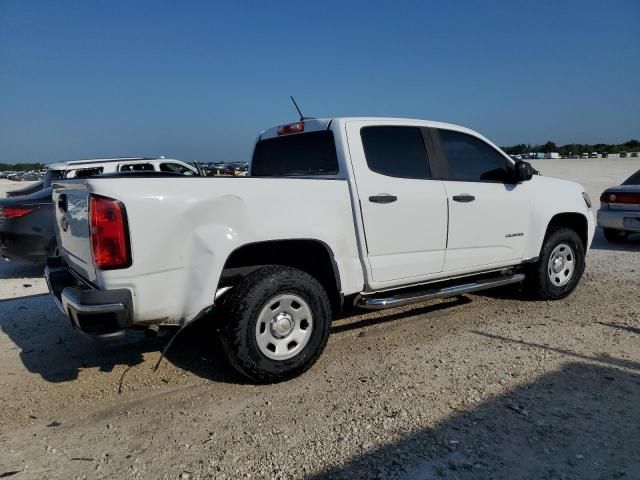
[[514, 160, 534, 182]]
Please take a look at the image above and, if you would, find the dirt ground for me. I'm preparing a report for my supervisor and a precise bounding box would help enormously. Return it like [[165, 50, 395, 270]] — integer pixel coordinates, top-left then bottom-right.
[[1, 160, 639, 479]]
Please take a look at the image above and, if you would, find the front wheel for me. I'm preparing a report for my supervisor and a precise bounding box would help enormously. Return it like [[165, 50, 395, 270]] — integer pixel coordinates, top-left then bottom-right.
[[526, 227, 586, 300], [220, 265, 332, 383]]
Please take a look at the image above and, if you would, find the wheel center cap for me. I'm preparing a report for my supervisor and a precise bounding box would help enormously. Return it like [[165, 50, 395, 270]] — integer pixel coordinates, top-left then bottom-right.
[[553, 257, 564, 273], [271, 313, 294, 338]]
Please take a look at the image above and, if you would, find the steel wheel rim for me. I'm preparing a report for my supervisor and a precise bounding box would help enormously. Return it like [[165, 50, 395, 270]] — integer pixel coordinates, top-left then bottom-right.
[[255, 293, 313, 361], [547, 243, 576, 287]]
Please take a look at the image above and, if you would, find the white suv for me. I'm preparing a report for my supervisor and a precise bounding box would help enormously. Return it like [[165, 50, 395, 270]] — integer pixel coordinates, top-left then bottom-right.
[[47, 157, 199, 179]]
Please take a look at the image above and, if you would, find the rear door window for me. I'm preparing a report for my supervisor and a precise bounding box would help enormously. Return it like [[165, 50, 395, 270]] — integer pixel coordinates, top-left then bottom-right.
[[251, 131, 339, 176], [360, 126, 431, 179], [438, 129, 511, 182]]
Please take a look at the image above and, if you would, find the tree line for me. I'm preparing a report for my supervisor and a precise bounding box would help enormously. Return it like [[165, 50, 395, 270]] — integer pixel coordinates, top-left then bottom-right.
[[502, 139, 640, 156], [0, 162, 45, 171]]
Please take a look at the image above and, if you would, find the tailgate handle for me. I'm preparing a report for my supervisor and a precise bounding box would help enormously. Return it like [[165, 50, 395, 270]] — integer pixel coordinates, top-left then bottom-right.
[[369, 194, 398, 204], [57, 194, 68, 213]]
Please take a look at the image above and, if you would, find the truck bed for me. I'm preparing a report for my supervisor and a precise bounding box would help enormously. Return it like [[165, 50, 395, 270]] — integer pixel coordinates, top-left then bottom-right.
[[52, 176, 363, 325]]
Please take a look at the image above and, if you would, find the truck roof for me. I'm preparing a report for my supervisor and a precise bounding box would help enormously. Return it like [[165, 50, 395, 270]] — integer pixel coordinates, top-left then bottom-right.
[[258, 117, 505, 158], [258, 117, 487, 141]]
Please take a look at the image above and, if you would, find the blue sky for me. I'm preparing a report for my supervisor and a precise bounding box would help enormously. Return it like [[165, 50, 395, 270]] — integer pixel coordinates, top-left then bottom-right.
[[1, 0, 638, 164]]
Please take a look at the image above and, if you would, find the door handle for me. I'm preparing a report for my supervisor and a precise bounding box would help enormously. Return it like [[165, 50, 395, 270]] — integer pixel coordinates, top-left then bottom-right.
[[452, 194, 475, 203], [369, 194, 397, 204]]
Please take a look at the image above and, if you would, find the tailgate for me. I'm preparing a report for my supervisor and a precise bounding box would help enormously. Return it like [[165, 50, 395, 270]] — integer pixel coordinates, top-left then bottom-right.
[[52, 181, 97, 283]]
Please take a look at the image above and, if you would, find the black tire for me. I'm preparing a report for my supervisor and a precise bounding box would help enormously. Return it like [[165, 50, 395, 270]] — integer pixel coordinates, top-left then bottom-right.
[[220, 265, 332, 383], [603, 228, 628, 243], [526, 227, 585, 300]]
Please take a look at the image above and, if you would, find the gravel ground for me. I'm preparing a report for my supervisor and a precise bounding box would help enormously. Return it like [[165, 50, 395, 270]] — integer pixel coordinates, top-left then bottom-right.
[[1, 160, 639, 479]]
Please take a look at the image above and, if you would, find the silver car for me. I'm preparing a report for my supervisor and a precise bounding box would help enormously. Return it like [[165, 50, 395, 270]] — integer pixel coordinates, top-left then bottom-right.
[[597, 169, 640, 242]]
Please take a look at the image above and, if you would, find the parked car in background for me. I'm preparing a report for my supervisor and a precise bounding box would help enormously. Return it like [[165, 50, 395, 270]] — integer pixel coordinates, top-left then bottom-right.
[[598, 169, 640, 242], [582, 153, 589, 159], [47, 117, 594, 382], [632, 152, 639, 158], [1, 157, 201, 264], [620, 152, 628, 158], [48, 156, 199, 178], [589, 152, 598, 158], [601, 153, 609, 159], [0, 187, 56, 262]]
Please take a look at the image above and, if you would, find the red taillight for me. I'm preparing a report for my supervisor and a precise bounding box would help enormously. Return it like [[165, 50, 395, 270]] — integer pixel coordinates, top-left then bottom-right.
[[277, 121, 305, 136], [89, 195, 130, 269], [600, 191, 640, 204], [0, 205, 38, 219]]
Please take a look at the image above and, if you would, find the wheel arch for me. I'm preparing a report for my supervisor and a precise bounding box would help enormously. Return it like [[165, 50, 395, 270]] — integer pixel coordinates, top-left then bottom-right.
[[544, 212, 589, 250], [220, 239, 343, 314]]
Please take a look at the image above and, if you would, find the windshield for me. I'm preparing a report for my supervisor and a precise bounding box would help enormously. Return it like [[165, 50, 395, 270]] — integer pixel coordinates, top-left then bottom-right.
[[251, 130, 339, 177], [622, 169, 640, 185]]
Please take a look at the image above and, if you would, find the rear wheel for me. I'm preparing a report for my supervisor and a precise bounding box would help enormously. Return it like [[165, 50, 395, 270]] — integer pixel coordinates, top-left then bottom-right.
[[526, 227, 585, 300], [603, 228, 628, 243], [220, 265, 331, 383]]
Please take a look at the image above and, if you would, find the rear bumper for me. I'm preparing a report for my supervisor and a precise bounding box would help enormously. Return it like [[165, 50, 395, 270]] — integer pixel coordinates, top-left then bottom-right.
[[45, 257, 133, 338], [597, 208, 640, 232]]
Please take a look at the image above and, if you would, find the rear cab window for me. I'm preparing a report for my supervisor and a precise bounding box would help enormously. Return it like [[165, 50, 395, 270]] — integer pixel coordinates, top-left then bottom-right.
[[251, 131, 339, 177]]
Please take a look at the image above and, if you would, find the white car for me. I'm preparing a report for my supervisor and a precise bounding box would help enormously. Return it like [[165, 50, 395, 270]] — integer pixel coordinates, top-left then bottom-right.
[[46, 117, 595, 382], [47, 157, 199, 179]]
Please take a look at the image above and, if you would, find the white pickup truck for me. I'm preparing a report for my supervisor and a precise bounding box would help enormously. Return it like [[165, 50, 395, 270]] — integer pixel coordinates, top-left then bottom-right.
[[46, 117, 595, 382]]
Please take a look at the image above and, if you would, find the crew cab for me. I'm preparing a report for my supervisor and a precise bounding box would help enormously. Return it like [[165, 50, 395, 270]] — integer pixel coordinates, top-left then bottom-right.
[[46, 118, 595, 382]]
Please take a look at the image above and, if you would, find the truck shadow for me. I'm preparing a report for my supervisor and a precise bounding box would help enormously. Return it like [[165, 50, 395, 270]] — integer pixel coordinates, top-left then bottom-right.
[[0, 295, 165, 382], [330, 296, 472, 334], [164, 297, 472, 384], [590, 227, 640, 252], [0, 260, 45, 280], [309, 335, 640, 480], [162, 318, 247, 384], [6, 293, 467, 385]]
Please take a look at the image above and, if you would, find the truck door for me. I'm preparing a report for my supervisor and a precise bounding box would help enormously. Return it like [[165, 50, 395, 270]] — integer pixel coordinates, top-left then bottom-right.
[[432, 128, 530, 272], [346, 121, 448, 288]]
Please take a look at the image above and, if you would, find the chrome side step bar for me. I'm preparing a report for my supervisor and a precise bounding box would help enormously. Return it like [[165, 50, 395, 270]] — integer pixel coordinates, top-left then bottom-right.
[[355, 273, 526, 310]]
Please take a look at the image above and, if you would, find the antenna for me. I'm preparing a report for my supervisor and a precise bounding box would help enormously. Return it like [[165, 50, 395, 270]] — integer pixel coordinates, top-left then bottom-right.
[[290, 96, 304, 121], [290, 96, 315, 121]]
